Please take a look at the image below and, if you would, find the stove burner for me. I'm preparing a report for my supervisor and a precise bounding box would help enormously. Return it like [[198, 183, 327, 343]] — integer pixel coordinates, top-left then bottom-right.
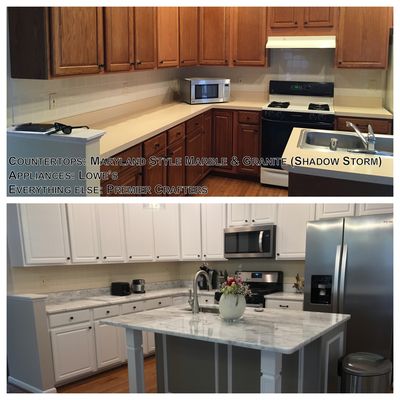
[[268, 101, 290, 109], [308, 103, 330, 111]]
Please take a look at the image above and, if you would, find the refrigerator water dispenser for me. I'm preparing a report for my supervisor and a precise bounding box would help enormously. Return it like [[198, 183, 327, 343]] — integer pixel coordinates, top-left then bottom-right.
[[311, 275, 332, 304]]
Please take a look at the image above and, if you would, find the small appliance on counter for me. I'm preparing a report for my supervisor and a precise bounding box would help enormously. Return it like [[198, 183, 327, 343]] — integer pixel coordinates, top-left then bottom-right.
[[180, 78, 230, 104], [111, 282, 131, 296], [131, 279, 146, 293], [196, 263, 219, 290]]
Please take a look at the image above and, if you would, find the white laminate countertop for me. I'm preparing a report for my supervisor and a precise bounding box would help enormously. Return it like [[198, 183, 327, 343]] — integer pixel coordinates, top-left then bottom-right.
[[282, 128, 393, 185], [334, 106, 393, 120], [265, 292, 304, 301], [101, 305, 350, 354]]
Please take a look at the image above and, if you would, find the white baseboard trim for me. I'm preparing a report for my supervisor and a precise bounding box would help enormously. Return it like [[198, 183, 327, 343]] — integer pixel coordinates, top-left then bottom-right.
[[8, 376, 57, 393]]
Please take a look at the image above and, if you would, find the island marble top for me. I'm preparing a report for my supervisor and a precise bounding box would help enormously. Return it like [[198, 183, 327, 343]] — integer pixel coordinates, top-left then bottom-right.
[[101, 305, 350, 354]]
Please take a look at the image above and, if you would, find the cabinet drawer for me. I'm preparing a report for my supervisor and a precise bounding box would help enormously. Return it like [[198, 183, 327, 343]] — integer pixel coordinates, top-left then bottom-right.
[[120, 301, 146, 315], [144, 132, 167, 158], [93, 305, 120, 320], [198, 295, 214, 304], [49, 309, 91, 328], [145, 296, 172, 310], [186, 114, 203, 134], [167, 123, 185, 145], [172, 296, 188, 305], [336, 116, 392, 135], [265, 299, 303, 310], [100, 144, 142, 175], [238, 111, 260, 125]]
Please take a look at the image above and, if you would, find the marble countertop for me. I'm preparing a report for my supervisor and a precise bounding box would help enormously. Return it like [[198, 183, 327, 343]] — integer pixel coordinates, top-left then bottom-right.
[[282, 128, 393, 185], [46, 299, 108, 314], [265, 292, 304, 301], [101, 305, 350, 354]]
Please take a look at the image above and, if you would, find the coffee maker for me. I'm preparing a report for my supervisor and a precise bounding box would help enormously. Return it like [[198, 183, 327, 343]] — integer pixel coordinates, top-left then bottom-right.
[[197, 263, 219, 289]]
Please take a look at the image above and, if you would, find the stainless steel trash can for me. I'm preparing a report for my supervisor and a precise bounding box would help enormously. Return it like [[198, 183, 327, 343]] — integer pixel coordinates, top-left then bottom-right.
[[341, 352, 392, 393]]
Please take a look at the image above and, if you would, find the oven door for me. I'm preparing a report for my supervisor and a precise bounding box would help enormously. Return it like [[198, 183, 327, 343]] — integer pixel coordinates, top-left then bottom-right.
[[191, 82, 223, 104], [261, 119, 334, 170]]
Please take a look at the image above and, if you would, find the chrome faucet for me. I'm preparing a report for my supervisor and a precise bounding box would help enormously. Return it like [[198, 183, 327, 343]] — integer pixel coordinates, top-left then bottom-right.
[[190, 270, 211, 314], [346, 121, 376, 151]]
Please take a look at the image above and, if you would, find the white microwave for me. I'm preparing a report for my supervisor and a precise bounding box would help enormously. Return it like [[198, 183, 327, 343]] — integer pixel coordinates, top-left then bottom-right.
[[181, 78, 231, 104]]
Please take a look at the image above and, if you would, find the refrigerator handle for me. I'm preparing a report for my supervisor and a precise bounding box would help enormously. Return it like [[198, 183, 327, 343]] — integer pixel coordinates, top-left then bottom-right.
[[338, 244, 348, 313], [258, 231, 264, 253], [332, 245, 342, 312]]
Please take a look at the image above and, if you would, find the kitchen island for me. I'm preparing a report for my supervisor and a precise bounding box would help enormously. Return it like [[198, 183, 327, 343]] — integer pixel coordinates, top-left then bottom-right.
[[102, 305, 350, 393]]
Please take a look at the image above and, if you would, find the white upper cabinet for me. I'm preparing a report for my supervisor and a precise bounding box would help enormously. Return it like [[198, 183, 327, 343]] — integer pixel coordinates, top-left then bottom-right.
[[16, 204, 71, 265], [96, 205, 126, 263], [67, 204, 100, 264], [355, 204, 393, 216], [276, 204, 315, 260], [227, 204, 277, 226], [124, 205, 155, 262], [201, 204, 226, 260], [180, 204, 202, 260], [153, 204, 180, 261], [315, 204, 355, 219]]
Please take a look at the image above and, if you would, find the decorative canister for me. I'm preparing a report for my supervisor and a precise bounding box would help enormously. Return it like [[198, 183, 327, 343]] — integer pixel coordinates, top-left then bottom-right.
[[219, 293, 246, 321]]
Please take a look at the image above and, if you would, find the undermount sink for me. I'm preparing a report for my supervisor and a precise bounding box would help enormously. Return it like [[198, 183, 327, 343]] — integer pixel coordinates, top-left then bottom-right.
[[182, 305, 219, 314], [298, 129, 393, 157]]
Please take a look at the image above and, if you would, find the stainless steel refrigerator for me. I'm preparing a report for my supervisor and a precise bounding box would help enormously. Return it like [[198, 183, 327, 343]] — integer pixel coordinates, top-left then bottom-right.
[[303, 214, 393, 360]]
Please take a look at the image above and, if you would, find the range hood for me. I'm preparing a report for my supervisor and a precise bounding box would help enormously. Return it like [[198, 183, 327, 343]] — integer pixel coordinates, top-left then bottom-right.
[[266, 36, 336, 49]]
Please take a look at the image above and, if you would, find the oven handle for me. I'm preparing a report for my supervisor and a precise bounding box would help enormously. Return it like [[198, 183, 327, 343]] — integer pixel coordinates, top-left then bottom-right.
[[262, 118, 333, 128], [258, 231, 264, 252]]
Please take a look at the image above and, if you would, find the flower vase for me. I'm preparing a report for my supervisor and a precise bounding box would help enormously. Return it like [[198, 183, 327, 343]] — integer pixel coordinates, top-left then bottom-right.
[[219, 293, 246, 321]]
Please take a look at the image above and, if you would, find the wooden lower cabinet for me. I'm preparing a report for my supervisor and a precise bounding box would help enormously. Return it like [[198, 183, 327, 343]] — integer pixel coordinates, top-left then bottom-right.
[[166, 139, 185, 188], [213, 110, 234, 172], [143, 151, 166, 196], [236, 123, 260, 176], [335, 116, 392, 135], [186, 128, 203, 186], [202, 111, 213, 176]]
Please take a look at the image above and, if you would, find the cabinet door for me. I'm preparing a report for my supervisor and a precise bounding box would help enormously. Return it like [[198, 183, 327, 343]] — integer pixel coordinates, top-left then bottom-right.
[[201, 204, 226, 260], [104, 7, 134, 72], [167, 140, 185, 188], [227, 204, 250, 226], [51, 322, 96, 383], [276, 204, 315, 260], [67, 204, 100, 264], [232, 7, 266, 66], [250, 204, 277, 225], [179, 7, 198, 66], [19, 204, 70, 265], [213, 110, 234, 171], [268, 7, 302, 32], [315, 204, 355, 220], [96, 205, 126, 263], [355, 204, 393, 216], [153, 204, 180, 261], [124, 204, 155, 261], [336, 7, 390, 68], [94, 321, 123, 368], [144, 151, 166, 196], [236, 123, 260, 176], [134, 7, 157, 69], [185, 129, 203, 186], [180, 204, 202, 261], [157, 7, 179, 67], [303, 7, 336, 29], [202, 111, 213, 175], [199, 7, 229, 65], [50, 7, 104, 76]]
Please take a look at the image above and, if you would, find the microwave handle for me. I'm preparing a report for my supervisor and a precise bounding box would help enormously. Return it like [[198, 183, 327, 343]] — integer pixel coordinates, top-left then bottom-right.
[[258, 231, 264, 252]]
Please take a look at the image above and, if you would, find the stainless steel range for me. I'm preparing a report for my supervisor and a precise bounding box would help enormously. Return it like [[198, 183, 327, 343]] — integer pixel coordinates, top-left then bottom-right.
[[261, 80, 335, 187]]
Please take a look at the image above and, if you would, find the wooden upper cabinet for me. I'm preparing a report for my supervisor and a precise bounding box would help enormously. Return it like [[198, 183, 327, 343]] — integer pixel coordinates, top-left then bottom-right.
[[336, 7, 391, 69], [179, 7, 198, 66], [232, 7, 267, 66], [268, 7, 302, 32], [157, 7, 179, 68], [134, 7, 157, 70], [199, 7, 229, 65], [104, 8, 134, 72], [303, 7, 336, 29], [51, 8, 104, 76]]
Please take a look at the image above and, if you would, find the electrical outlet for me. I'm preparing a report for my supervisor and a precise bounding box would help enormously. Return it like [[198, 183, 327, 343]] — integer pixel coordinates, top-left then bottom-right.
[[48, 93, 57, 110]]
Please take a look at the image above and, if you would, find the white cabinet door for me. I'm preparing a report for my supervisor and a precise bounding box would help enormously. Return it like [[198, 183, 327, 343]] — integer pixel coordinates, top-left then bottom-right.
[[355, 204, 393, 216], [250, 204, 277, 224], [201, 204, 226, 260], [19, 204, 70, 265], [124, 204, 155, 262], [94, 321, 123, 369], [50, 322, 96, 383], [227, 204, 250, 226], [67, 204, 100, 264], [315, 204, 355, 219], [153, 204, 180, 261], [276, 204, 315, 260], [180, 204, 202, 260], [96, 205, 126, 263]]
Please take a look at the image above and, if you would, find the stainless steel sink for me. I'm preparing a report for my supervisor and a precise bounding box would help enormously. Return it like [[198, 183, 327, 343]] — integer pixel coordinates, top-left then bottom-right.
[[182, 305, 219, 314], [298, 129, 393, 157]]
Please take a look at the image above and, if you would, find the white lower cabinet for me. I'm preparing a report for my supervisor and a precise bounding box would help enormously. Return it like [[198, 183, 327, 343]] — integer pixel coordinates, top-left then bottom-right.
[[265, 299, 303, 310], [94, 321, 123, 368], [51, 322, 96, 383]]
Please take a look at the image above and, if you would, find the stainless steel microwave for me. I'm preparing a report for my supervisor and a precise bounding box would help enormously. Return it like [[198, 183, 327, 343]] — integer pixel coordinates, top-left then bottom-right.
[[181, 78, 230, 104], [224, 225, 276, 259]]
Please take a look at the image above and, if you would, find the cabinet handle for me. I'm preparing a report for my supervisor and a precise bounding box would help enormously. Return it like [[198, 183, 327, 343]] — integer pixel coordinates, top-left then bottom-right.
[[304, 21, 308, 25], [69, 316, 74, 320], [154, 143, 160, 149], [136, 60, 142, 65], [233, 59, 237, 63], [225, 59, 228, 63], [98, 64, 105, 68], [160, 60, 164, 64], [130, 62, 135, 66], [181, 60, 185, 64], [279, 305, 289, 308], [294, 21, 298, 25]]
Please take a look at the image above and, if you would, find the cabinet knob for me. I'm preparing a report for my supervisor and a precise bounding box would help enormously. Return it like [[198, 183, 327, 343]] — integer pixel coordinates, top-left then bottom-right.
[[245, 219, 248, 222], [88, 326, 92, 330], [96, 256, 99, 260], [106, 310, 110, 314], [160, 60, 164, 64], [252, 219, 255, 222], [67, 257, 71, 260], [225, 59, 228, 63], [304, 21, 308, 25], [103, 256, 107, 259], [277, 253, 280, 256], [157, 256, 160, 259], [133, 306, 137, 310], [98, 64, 105, 68], [294, 21, 298, 25], [69, 316, 74, 320], [233, 59, 237, 63], [136, 60, 142, 65], [158, 301, 162, 305], [197, 254, 200, 258], [129, 256, 132, 259], [181, 60, 185, 64], [130, 62, 135, 66], [204, 254, 206, 257]]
